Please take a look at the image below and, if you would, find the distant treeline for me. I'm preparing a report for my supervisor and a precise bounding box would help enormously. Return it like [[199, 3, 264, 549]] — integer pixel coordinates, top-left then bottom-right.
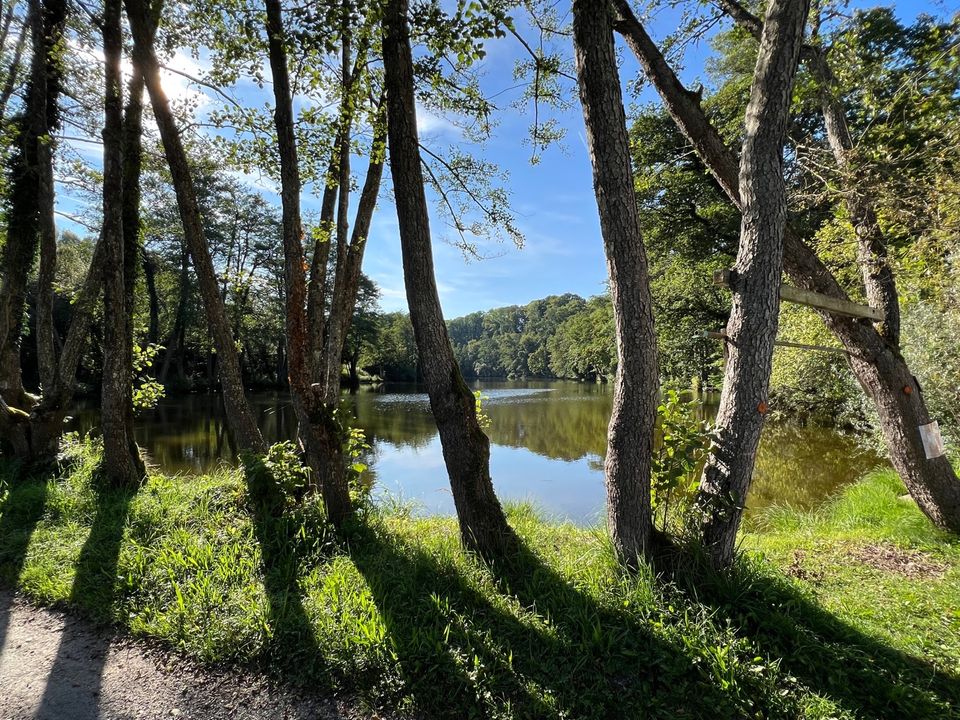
[[360, 288, 728, 385], [359, 294, 615, 383]]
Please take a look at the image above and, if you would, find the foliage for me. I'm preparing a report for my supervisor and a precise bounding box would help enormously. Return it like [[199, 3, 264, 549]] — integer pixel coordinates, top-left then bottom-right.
[[361, 312, 419, 382], [131, 342, 165, 412], [629, 107, 738, 388], [243, 441, 311, 511], [1, 446, 958, 718], [345, 426, 373, 510], [473, 390, 490, 429], [546, 295, 616, 382], [651, 390, 712, 533], [630, 5, 960, 433]]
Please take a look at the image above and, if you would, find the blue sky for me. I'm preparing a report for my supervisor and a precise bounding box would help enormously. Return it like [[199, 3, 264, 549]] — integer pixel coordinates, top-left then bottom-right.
[[369, 0, 946, 317], [55, 0, 949, 319]]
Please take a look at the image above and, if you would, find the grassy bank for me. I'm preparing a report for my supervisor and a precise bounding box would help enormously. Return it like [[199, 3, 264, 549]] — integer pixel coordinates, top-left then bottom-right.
[[1, 439, 958, 719]]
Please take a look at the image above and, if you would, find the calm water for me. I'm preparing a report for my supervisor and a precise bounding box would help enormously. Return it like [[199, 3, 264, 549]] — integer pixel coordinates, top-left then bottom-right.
[[70, 381, 885, 524]]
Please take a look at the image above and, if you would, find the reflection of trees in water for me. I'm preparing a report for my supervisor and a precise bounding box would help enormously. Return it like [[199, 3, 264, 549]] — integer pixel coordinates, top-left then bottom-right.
[[750, 425, 885, 513], [68, 385, 885, 517], [484, 396, 610, 461], [347, 392, 437, 450]]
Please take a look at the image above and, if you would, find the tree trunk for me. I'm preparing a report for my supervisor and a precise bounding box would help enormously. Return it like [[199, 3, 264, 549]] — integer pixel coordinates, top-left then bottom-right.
[[126, 0, 265, 454], [348, 354, 359, 391], [572, 0, 658, 567], [142, 247, 160, 346], [694, 0, 808, 568], [263, 0, 351, 525], [0, 0, 56, 414], [159, 244, 189, 385], [307, 146, 339, 375], [612, 0, 960, 533], [35, 91, 57, 394], [100, 0, 144, 486], [382, 0, 517, 558], [715, 0, 902, 347], [321, 109, 386, 398], [306, 45, 369, 377], [0, 0, 71, 462]]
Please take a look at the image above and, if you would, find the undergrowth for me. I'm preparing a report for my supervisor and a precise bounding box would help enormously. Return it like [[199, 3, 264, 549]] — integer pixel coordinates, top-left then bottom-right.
[[0, 440, 958, 719]]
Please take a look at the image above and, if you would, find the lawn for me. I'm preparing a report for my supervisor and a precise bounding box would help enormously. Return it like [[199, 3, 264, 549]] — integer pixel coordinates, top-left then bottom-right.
[[1, 437, 958, 719]]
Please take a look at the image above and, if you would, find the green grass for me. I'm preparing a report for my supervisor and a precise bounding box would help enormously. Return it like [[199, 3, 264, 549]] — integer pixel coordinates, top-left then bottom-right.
[[1, 439, 958, 719]]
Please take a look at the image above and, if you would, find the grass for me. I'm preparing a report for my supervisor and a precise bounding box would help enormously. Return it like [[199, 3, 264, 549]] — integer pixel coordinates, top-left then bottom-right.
[[0, 437, 958, 719]]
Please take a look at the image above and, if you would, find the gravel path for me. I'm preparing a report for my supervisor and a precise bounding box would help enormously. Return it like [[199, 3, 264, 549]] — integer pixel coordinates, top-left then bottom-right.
[[0, 591, 378, 720]]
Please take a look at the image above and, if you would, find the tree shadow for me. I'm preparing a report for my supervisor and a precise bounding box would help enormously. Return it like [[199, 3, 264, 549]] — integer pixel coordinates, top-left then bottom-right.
[[34, 480, 138, 719], [348, 522, 760, 719], [243, 466, 333, 687], [664, 556, 960, 719], [0, 464, 50, 653]]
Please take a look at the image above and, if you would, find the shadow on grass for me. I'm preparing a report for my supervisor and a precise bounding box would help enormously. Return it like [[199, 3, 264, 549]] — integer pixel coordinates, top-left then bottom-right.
[[244, 467, 333, 687], [0, 464, 50, 652], [348, 524, 758, 720], [34, 479, 139, 719], [666, 556, 960, 719]]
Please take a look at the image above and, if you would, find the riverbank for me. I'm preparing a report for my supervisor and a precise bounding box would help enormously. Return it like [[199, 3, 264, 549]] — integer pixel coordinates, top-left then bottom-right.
[[1, 439, 958, 719]]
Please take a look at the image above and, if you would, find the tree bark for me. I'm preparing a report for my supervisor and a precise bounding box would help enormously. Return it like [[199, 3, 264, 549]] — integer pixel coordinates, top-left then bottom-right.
[[321, 105, 386, 400], [307, 145, 339, 375], [142, 247, 160, 345], [382, 0, 517, 558], [263, 0, 352, 525], [715, 0, 901, 346], [34, 2, 58, 395], [0, 0, 58, 413], [694, 0, 808, 568], [126, 0, 265, 454], [100, 0, 144, 486], [572, 0, 658, 567], [808, 51, 899, 344], [611, 0, 960, 533], [0, 0, 68, 460], [159, 243, 188, 385]]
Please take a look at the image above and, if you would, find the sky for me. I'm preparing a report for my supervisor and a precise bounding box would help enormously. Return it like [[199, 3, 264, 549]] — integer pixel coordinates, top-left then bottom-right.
[[54, 0, 951, 319]]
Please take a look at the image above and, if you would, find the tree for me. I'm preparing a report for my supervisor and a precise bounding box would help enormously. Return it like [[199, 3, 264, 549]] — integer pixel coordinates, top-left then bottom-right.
[[0, 0, 98, 461], [693, 0, 809, 568], [611, 0, 960, 534], [100, 0, 144, 485], [263, 0, 388, 526], [125, 0, 265, 454], [572, 0, 660, 565], [547, 297, 615, 382], [382, 0, 517, 558]]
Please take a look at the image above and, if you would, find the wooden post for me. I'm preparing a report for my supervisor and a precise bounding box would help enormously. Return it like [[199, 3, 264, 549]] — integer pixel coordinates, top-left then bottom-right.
[[713, 268, 883, 321]]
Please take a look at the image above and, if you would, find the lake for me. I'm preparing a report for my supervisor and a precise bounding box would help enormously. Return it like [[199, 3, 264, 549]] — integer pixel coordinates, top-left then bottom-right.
[[69, 380, 885, 525]]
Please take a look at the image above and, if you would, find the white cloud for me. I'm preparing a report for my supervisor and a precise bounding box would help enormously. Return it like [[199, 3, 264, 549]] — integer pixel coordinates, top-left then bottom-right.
[[416, 102, 460, 139]]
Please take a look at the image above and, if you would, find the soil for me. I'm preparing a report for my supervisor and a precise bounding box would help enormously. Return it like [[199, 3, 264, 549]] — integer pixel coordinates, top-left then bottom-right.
[[0, 591, 385, 720]]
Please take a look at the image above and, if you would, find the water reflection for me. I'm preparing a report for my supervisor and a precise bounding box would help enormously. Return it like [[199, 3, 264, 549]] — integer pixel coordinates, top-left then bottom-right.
[[70, 381, 885, 524]]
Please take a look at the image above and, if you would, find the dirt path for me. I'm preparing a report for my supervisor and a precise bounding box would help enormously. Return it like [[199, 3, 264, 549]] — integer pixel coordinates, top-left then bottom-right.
[[0, 591, 377, 720]]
